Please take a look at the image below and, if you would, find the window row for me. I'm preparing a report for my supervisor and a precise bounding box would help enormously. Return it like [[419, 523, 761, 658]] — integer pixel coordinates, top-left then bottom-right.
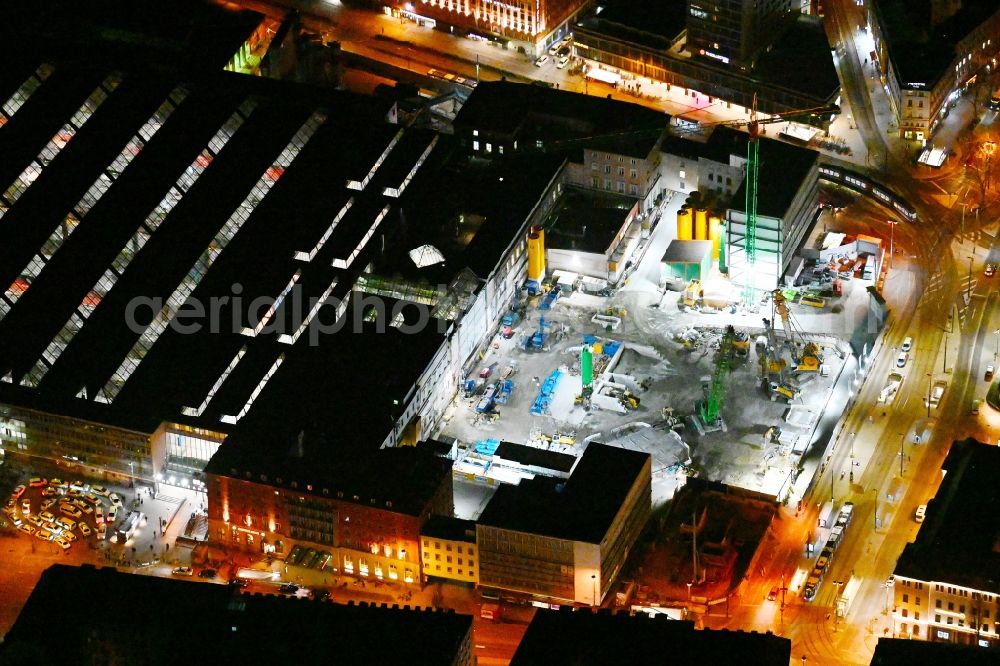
[[1, 64, 54, 118]]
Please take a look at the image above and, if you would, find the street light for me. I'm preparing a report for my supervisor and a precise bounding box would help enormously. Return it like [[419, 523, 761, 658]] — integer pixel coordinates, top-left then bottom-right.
[[591, 573, 598, 608], [887, 220, 897, 268]]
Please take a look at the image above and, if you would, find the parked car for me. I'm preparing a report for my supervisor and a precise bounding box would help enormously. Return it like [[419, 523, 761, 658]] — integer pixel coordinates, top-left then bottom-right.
[[54, 537, 71, 551], [278, 583, 299, 594], [534, 55, 549, 66], [78, 522, 92, 537], [29, 476, 47, 487], [39, 511, 56, 524], [172, 566, 194, 576], [556, 56, 569, 69], [12, 485, 26, 499], [109, 492, 124, 508], [915, 504, 927, 523], [88, 485, 110, 497], [198, 569, 217, 579], [986, 364, 995, 381], [17, 523, 35, 536]]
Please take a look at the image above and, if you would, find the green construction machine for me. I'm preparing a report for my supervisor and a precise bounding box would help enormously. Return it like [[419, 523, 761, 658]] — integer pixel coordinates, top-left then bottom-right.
[[697, 325, 736, 430]]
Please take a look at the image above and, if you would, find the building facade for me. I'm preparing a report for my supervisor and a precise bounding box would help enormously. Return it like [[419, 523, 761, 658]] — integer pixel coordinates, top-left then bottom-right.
[[891, 439, 1000, 649], [476, 444, 652, 605], [893, 575, 999, 647], [421, 516, 479, 584], [388, 0, 590, 55], [206, 448, 454, 587]]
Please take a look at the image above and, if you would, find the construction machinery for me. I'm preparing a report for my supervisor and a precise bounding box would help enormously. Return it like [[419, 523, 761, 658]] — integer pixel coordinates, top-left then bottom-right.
[[772, 290, 822, 372], [683, 280, 703, 308], [759, 319, 788, 379], [695, 325, 736, 431], [732, 329, 751, 357]]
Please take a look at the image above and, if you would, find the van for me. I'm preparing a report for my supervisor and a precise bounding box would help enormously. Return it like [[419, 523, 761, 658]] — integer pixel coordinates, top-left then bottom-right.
[[915, 504, 927, 523], [480, 603, 500, 621], [57, 516, 76, 532], [896, 352, 908, 368], [901, 337, 913, 352]]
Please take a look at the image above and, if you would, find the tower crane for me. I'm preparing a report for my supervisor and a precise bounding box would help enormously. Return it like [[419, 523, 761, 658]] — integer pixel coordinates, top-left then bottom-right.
[[677, 99, 839, 306]]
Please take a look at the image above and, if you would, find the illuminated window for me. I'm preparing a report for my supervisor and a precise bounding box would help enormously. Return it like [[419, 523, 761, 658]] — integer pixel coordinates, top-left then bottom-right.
[[473, 140, 479, 151], [486, 143, 492, 153]]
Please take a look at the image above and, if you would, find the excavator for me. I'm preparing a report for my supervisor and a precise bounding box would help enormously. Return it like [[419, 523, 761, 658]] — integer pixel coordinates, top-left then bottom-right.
[[772, 290, 822, 372]]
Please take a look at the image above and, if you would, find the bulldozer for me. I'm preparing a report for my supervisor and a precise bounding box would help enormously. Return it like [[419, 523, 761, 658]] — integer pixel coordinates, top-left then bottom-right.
[[619, 390, 640, 410]]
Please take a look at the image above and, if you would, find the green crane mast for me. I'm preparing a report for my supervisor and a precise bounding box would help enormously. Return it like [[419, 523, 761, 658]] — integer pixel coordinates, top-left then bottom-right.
[[743, 96, 760, 306], [700, 325, 736, 425]]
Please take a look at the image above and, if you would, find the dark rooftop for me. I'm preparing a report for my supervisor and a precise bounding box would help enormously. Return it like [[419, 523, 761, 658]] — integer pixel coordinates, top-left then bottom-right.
[[0, 0, 543, 468], [206, 434, 453, 517], [377, 150, 566, 283], [876, 0, 1000, 86], [1, 564, 472, 665], [754, 16, 840, 102], [662, 239, 713, 264], [573, 0, 684, 52], [721, 126, 820, 218], [511, 607, 791, 665], [453, 81, 668, 160], [542, 187, 637, 255], [477, 443, 650, 543], [870, 637, 1000, 665], [494, 440, 577, 474], [421, 515, 477, 543], [894, 439, 1000, 594]]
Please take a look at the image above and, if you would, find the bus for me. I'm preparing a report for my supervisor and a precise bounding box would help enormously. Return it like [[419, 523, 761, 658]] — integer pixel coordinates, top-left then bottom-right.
[[114, 510, 144, 543]]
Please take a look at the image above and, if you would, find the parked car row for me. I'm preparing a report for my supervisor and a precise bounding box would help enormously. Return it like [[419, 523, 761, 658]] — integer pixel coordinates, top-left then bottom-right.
[[4, 476, 121, 552]]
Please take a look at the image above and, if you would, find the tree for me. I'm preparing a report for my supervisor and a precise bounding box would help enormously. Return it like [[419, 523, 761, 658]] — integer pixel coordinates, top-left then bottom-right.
[[965, 136, 999, 209]]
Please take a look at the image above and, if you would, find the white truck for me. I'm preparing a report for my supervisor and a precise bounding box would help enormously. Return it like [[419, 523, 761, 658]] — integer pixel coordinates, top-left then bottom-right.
[[878, 372, 903, 404]]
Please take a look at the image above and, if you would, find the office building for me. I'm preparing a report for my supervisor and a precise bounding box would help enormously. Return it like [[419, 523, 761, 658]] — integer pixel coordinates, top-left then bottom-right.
[[890, 439, 1000, 648], [476, 443, 651, 605], [871, 637, 1000, 665], [868, 0, 1000, 140], [687, 0, 798, 71]]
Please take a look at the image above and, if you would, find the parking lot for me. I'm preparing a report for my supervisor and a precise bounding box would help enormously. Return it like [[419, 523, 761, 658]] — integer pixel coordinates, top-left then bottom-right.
[[3, 476, 124, 553]]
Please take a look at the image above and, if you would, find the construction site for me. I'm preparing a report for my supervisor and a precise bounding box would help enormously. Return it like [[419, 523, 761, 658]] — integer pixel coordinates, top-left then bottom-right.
[[438, 208, 855, 518]]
